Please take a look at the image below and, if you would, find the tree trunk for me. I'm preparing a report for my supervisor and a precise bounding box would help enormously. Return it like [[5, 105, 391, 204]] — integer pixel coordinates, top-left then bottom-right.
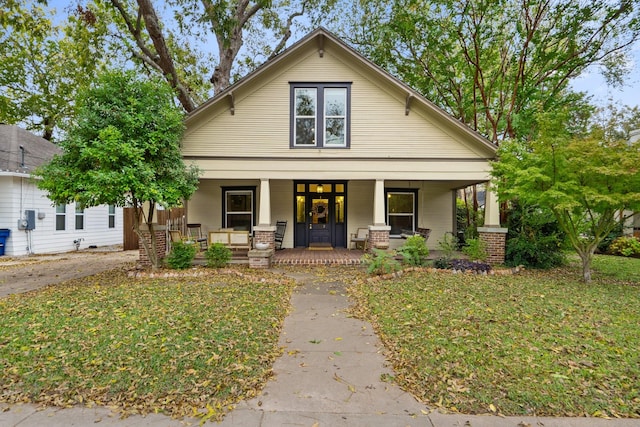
[[577, 248, 594, 284], [132, 202, 161, 269]]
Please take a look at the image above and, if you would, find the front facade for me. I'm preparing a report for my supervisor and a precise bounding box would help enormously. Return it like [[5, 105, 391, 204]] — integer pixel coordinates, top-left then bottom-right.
[[181, 29, 500, 253], [0, 125, 123, 256]]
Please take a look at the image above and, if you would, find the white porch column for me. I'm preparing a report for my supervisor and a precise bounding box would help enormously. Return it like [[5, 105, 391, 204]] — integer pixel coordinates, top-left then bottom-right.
[[373, 179, 386, 226], [478, 181, 508, 264], [258, 178, 271, 226], [483, 183, 501, 228]]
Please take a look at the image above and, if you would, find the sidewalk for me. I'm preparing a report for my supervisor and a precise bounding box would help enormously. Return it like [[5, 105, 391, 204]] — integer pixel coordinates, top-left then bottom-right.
[[1, 267, 638, 426]]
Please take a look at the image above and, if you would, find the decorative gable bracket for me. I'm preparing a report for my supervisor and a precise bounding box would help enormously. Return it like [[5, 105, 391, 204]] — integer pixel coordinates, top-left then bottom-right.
[[228, 92, 235, 115], [405, 93, 413, 116]]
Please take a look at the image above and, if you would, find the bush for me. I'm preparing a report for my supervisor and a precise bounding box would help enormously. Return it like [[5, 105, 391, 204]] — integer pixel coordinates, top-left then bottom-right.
[[205, 243, 232, 268], [461, 238, 488, 261], [362, 249, 401, 275], [505, 201, 566, 269], [597, 221, 624, 254], [397, 235, 430, 266], [166, 241, 197, 269], [608, 236, 640, 257], [450, 259, 492, 273], [433, 257, 452, 269], [437, 233, 459, 260]]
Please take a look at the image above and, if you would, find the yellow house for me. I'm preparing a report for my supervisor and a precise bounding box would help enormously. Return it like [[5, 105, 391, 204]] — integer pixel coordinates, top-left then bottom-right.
[[181, 28, 504, 258]]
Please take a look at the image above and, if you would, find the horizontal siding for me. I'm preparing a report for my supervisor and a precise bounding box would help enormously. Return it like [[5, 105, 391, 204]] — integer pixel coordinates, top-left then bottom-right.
[[182, 44, 490, 161], [1, 177, 122, 256]]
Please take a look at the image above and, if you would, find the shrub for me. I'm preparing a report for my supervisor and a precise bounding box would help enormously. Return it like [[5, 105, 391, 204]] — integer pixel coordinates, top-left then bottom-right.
[[597, 221, 624, 254], [433, 257, 452, 269], [205, 243, 232, 268], [362, 249, 401, 275], [461, 238, 488, 261], [397, 235, 430, 266], [505, 201, 566, 269], [166, 241, 197, 269], [608, 236, 640, 257], [450, 259, 492, 273], [437, 233, 459, 260]]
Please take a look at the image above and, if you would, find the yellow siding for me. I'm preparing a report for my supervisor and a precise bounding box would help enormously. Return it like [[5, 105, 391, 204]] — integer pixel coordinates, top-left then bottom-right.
[[182, 45, 492, 162]]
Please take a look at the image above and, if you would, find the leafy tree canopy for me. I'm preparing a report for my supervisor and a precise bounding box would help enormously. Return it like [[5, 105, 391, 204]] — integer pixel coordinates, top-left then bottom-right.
[[492, 111, 640, 282], [36, 70, 200, 267], [341, 0, 640, 143]]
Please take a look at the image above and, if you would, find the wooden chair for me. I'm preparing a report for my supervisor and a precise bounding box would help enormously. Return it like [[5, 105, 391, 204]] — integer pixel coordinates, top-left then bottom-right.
[[187, 223, 208, 250], [274, 220, 287, 250], [349, 228, 369, 250]]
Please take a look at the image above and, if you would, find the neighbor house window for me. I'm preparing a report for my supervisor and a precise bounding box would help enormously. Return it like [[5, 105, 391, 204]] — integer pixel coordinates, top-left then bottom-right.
[[290, 83, 351, 148], [108, 205, 116, 228], [56, 204, 66, 231], [75, 202, 84, 230], [222, 187, 255, 232], [386, 189, 418, 236]]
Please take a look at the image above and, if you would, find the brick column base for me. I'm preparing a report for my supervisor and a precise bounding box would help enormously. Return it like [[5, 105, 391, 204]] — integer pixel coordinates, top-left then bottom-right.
[[254, 225, 276, 250], [248, 249, 273, 269], [478, 227, 508, 265], [138, 225, 167, 267], [368, 225, 391, 251]]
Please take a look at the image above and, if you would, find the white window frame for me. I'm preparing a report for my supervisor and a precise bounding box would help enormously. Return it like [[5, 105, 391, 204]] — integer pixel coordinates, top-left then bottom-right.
[[75, 203, 84, 230], [56, 204, 66, 231], [108, 205, 116, 228], [386, 190, 417, 237]]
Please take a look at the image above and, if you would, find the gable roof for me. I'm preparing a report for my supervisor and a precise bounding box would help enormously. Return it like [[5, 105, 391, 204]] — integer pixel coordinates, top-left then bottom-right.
[[186, 27, 497, 155], [0, 125, 61, 174]]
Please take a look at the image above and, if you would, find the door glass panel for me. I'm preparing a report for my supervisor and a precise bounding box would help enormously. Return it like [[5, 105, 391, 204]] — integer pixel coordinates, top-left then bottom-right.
[[335, 184, 344, 193], [312, 198, 329, 224], [296, 196, 306, 223], [335, 196, 345, 223], [297, 183, 306, 192]]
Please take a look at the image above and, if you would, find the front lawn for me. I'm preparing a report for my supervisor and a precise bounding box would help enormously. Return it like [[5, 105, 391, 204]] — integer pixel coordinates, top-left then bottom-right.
[[350, 255, 640, 418], [0, 269, 294, 421]]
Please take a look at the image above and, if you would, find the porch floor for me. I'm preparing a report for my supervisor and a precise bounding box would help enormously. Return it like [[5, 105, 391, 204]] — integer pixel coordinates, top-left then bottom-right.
[[273, 248, 365, 265]]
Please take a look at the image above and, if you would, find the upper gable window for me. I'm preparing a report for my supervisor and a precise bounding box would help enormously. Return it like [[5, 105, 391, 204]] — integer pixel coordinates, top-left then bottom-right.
[[291, 83, 351, 148]]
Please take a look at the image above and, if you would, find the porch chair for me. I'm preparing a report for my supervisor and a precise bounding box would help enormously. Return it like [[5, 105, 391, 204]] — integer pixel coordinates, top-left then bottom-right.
[[349, 228, 369, 250], [187, 223, 208, 250], [274, 220, 287, 250]]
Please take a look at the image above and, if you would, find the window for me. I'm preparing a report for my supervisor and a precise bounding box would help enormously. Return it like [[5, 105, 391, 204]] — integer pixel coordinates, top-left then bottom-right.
[[108, 205, 116, 228], [386, 189, 418, 236], [291, 83, 351, 148], [56, 204, 66, 231], [222, 187, 255, 232], [75, 203, 84, 230]]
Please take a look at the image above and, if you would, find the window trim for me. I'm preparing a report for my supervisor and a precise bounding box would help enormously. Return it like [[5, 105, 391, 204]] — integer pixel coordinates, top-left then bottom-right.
[[55, 204, 66, 231], [290, 82, 351, 148], [221, 186, 256, 233], [385, 188, 418, 237], [108, 205, 116, 229], [75, 202, 84, 230]]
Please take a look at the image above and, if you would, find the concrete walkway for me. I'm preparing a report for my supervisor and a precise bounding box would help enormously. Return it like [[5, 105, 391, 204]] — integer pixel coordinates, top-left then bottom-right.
[[1, 266, 638, 426]]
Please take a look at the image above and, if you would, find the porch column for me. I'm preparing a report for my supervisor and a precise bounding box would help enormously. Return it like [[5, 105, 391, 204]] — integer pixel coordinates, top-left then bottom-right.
[[258, 178, 271, 226], [252, 178, 275, 267], [478, 183, 507, 264], [373, 179, 386, 226], [370, 179, 391, 250]]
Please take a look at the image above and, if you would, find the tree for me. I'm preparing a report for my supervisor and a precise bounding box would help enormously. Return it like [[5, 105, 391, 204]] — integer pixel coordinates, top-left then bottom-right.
[[35, 70, 200, 269], [92, 0, 334, 112], [0, 2, 108, 140], [341, 0, 640, 143], [492, 112, 640, 282]]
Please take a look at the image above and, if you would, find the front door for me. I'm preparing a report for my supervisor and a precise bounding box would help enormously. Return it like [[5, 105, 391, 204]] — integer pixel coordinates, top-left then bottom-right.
[[294, 182, 347, 248], [309, 196, 331, 246]]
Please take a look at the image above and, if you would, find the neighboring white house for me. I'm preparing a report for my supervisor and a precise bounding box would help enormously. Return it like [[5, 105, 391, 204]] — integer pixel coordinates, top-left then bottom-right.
[[0, 125, 123, 256]]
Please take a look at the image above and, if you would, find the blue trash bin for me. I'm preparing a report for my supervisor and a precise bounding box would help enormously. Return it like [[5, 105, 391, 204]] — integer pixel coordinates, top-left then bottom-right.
[[0, 229, 10, 256]]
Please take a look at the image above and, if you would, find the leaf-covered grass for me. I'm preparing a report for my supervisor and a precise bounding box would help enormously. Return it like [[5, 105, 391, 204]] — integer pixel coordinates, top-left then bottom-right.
[[350, 255, 640, 418], [0, 269, 294, 421]]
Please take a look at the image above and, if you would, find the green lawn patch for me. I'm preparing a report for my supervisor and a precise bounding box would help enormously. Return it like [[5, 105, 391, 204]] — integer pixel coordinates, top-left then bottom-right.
[[350, 257, 640, 418], [0, 269, 294, 421]]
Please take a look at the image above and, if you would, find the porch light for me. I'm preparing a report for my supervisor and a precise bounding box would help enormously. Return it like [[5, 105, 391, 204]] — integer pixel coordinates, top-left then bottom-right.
[[316, 184, 324, 193]]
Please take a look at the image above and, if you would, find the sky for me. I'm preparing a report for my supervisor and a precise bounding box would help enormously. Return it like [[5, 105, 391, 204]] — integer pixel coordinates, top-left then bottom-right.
[[47, 1, 639, 110], [570, 42, 640, 109]]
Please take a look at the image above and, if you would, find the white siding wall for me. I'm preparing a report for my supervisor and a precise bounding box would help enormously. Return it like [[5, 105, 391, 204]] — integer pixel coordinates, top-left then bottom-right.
[[0, 176, 123, 256]]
